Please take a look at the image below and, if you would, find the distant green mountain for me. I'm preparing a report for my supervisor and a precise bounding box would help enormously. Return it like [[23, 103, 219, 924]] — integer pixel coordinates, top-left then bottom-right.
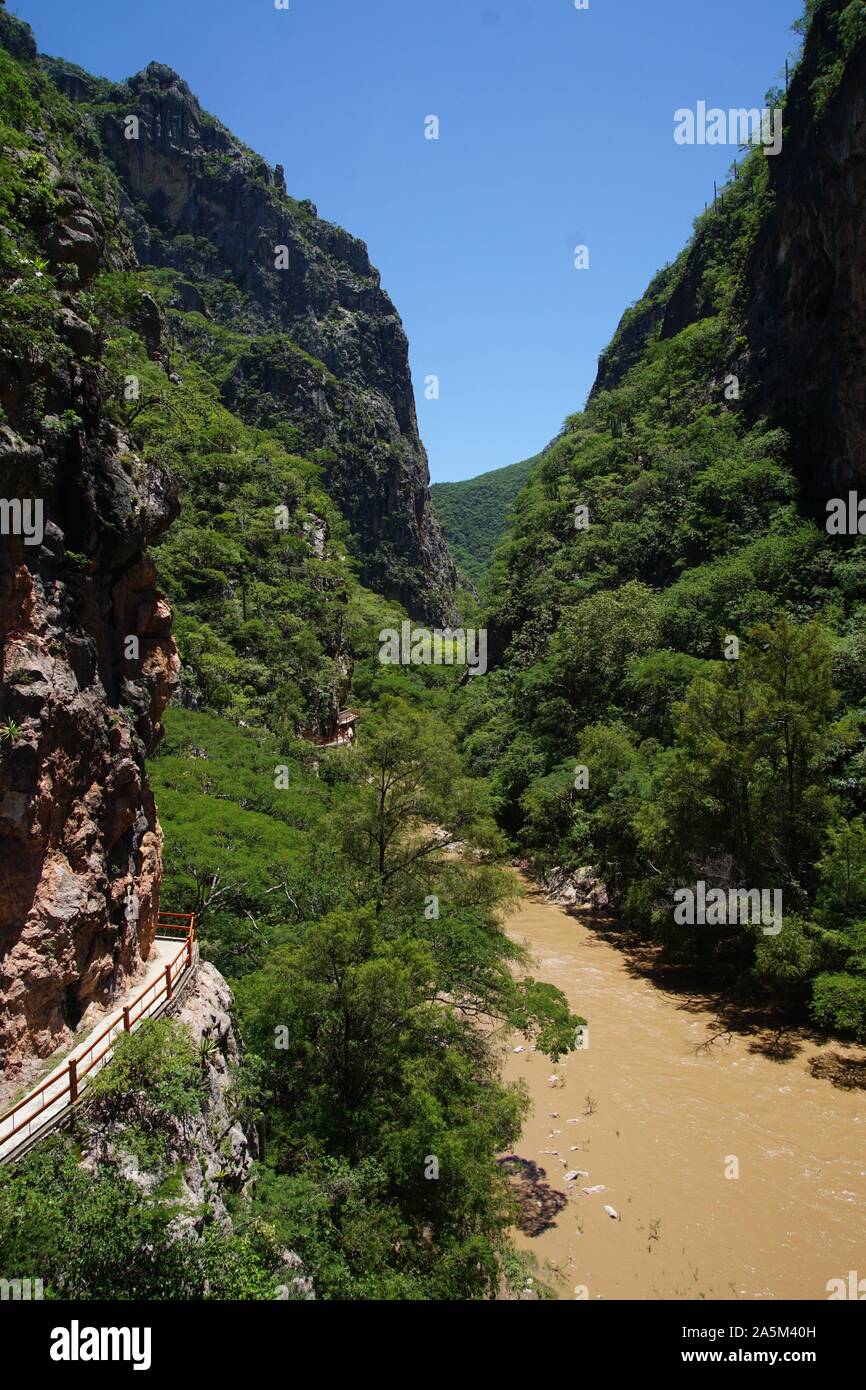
[[430, 456, 535, 587]]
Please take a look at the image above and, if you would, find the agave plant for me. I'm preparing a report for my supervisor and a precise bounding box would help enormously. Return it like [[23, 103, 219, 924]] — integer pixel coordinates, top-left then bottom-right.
[[197, 1033, 219, 1072]]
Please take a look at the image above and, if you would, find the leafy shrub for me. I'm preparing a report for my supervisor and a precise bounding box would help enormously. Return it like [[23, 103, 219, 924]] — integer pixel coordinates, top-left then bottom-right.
[[810, 972, 866, 1037], [88, 1019, 204, 1127]]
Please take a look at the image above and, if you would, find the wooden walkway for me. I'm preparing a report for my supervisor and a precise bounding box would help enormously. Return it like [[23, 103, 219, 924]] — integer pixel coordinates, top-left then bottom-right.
[[0, 912, 196, 1164]]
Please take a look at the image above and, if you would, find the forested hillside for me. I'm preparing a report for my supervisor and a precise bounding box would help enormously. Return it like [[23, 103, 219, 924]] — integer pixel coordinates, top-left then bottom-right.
[[46, 48, 456, 626], [2, 0, 866, 1308], [431, 456, 534, 588], [457, 0, 866, 1038], [0, 3, 576, 1300]]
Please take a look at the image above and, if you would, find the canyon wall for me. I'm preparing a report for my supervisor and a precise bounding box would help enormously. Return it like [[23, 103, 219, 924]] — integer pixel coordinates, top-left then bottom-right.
[[45, 56, 457, 622], [0, 11, 178, 1073], [590, 0, 866, 497]]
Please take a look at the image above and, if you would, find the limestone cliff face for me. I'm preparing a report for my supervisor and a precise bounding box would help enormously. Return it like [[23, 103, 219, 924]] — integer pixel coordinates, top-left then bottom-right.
[[0, 16, 179, 1072], [45, 58, 457, 622], [0, 415, 178, 1072]]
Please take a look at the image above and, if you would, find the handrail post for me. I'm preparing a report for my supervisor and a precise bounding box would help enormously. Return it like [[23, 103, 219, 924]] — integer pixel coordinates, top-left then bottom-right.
[[0, 906, 196, 1159]]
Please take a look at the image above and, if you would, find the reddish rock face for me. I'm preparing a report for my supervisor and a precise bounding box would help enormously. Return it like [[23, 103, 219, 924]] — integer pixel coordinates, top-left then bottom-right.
[[0, 161, 179, 1078], [0, 426, 178, 1074]]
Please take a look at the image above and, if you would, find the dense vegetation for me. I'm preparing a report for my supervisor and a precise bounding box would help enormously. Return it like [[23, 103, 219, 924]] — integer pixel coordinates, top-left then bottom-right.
[[0, 4, 578, 1300], [0, 698, 581, 1299], [431, 456, 534, 588], [455, 0, 866, 1038], [92, 264, 390, 736], [147, 697, 581, 1298], [3, 0, 866, 1306]]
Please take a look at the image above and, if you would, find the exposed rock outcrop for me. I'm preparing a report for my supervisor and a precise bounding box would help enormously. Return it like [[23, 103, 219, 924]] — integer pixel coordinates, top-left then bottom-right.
[[589, 1, 866, 497], [44, 57, 457, 622], [742, 5, 866, 496], [541, 866, 611, 914], [172, 962, 255, 1217], [80, 964, 255, 1227], [0, 17, 179, 1072]]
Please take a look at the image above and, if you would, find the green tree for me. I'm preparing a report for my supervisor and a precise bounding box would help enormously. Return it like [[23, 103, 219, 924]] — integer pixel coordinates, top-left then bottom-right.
[[332, 696, 504, 909], [639, 620, 839, 892], [236, 906, 531, 1299]]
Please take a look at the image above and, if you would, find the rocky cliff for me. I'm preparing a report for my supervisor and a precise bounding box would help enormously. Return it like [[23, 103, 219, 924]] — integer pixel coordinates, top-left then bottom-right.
[[84, 961, 314, 1297], [743, 0, 866, 496], [44, 55, 456, 622], [81, 965, 255, 1229], [590, 0, 866, 497], [0, 3, 459, 1074], [0, 10, 179, 1072]]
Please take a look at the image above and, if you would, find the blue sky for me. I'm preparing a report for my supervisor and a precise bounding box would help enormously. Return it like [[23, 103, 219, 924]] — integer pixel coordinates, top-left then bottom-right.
[[12, 0, 804, 482]]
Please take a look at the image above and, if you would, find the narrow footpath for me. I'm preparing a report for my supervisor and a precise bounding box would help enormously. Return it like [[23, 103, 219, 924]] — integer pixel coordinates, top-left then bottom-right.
[[0, 938, 180, 1163]]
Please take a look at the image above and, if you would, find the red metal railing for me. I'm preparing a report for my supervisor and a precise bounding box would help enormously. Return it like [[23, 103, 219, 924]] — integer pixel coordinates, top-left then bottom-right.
[[0, 911, 196, 1158]]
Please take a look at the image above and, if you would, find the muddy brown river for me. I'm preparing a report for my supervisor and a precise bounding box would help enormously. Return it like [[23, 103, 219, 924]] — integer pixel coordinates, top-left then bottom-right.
[[501, 880, 866, 1301]]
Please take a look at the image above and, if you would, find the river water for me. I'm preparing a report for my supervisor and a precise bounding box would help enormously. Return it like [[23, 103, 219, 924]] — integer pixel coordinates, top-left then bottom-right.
[[501, 880, 866, 1301]]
